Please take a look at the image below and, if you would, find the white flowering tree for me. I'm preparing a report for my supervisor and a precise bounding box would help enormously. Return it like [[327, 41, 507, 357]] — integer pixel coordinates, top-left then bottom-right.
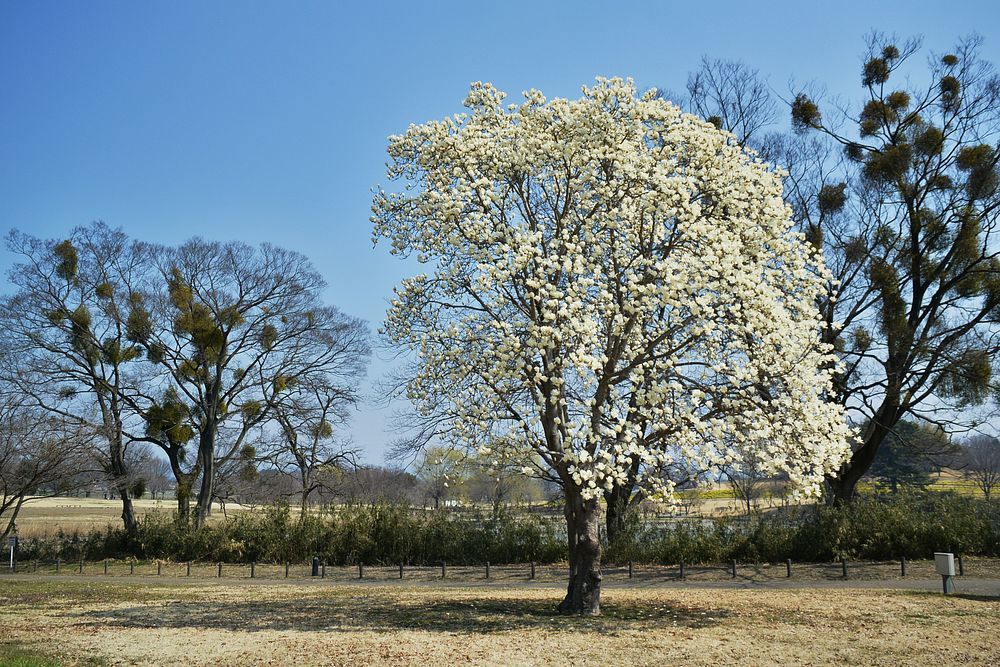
[[374, 78, 851, 615]]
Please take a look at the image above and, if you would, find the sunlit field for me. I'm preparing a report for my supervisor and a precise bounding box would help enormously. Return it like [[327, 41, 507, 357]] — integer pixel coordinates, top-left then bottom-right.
[[0, 579, 997, 666]]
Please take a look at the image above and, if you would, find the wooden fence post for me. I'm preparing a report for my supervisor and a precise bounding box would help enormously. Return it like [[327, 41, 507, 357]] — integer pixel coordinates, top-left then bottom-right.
[[786, 559, 792, 578], [679, 560, 685, 580], [157, 561, 162, 576], [187, 561, 192, 577], [79, 559, 83, 574], [958, 555, 965, 576], [129, 560, 133, 576], [56, 558, 60, 574], [104, 559, 108, 576], [358, 563, 364, 579], [218, 562, 223, 578], [841, 559, 848, 579], [485, 561, 490, 579], [628, 561, 633, 579], [321, 563, 326, 579], [731, 560, 737, 578], [901, 557, 907, 577], [440, 561, 446, 579], [530, 562, 536, 580], [399, 562, 404, 580], [285, 562, 289, 578], [251, 561, 256, 579]]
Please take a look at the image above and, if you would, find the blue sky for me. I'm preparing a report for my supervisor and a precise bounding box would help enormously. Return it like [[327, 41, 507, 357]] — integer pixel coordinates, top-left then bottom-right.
[[2, 1, 998, 463]]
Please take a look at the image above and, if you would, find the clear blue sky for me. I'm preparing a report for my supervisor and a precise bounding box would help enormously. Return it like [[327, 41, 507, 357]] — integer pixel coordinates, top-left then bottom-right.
[[2, 1, 998, 462]]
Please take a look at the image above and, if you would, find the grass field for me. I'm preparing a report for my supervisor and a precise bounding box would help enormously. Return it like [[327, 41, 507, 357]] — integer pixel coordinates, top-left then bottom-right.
[[11, 497, 248, 539], [0, 579, 997, 666]]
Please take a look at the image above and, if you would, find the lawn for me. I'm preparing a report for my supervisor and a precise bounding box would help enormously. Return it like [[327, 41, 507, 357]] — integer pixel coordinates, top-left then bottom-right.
[[0, 580, 997, 666]]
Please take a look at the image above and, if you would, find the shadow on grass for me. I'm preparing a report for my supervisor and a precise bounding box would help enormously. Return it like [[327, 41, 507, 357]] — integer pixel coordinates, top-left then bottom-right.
[[69, 592, 728, 634]]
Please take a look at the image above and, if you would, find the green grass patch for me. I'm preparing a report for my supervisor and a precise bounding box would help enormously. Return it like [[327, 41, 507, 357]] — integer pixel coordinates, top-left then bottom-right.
[[0, 642, 62, 667]]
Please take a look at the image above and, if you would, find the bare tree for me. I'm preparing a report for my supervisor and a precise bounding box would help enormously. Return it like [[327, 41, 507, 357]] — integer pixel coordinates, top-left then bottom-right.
[[415, 447, 467, 510], [962, 434, 1000, 500], [725, 452, 767, 517], [790, 34, 1000, 502], [265, 372, 367, 516], [1, 223, 151, 534], [333, 465, 418, 506], [126, 238, 368, 527], [686, 56, 778, 149], [0, 394, 92, 540]]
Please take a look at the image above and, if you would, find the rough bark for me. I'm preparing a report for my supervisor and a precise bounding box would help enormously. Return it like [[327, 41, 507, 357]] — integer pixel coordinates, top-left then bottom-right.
[[194, 427, 215, 528], [604, 483, 632, 546], [558, 491, 602, 615], [828, 402, 899, 504]]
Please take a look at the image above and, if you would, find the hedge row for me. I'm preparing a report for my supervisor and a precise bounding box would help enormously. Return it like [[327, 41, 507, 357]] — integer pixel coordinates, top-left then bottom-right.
[[15, 491, 999, 565]]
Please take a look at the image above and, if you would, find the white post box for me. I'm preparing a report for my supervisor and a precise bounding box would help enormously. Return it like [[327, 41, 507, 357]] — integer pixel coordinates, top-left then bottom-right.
[[934, 552, 955, 594], [934, 552, 955, 576]]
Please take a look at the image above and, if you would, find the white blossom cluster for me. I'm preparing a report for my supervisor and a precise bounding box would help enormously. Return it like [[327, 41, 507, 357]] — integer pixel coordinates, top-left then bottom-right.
[[373, 78, 852, 502]]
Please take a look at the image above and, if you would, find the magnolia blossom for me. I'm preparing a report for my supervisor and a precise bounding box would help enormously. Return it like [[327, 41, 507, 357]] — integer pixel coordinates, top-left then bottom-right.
[[374, 78, 851, 504]]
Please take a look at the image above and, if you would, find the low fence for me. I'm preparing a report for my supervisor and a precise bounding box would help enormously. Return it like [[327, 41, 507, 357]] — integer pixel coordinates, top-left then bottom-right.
[[2, 556, 990, 583]]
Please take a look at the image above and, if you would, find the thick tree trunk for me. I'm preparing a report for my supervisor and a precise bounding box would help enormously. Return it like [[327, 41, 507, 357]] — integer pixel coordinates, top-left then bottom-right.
[[558, 491, 602, 616], [604, 458, 640, 545], [107, 433, 139, 535], [828, 402, 898, 504], [604, 483, 632, 546], [115, 478, 138, 535], [194, 429, 215, 529]]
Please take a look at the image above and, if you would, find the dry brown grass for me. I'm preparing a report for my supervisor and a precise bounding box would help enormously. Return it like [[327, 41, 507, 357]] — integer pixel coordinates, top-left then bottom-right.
[[1, 579, 997, 666]]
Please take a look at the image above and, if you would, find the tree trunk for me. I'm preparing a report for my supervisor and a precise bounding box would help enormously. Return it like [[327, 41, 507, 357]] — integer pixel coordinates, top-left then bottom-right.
[[604, 483, 632, 545], [558, 491, 602, 616], [107, 433, 139, 535], [300, 486, 311, 519], [828, 401, 898, 504], [194, 429, 215, 529], [115, 478, 138, 535]]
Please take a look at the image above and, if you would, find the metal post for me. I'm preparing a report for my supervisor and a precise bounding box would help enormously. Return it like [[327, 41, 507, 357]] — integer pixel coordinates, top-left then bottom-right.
[[312, 556, 320, 577], [901, 557, 907, 577], [628, 561, 633, 579], [786, 559, 792, 578], [731, 559, 737, 578]]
